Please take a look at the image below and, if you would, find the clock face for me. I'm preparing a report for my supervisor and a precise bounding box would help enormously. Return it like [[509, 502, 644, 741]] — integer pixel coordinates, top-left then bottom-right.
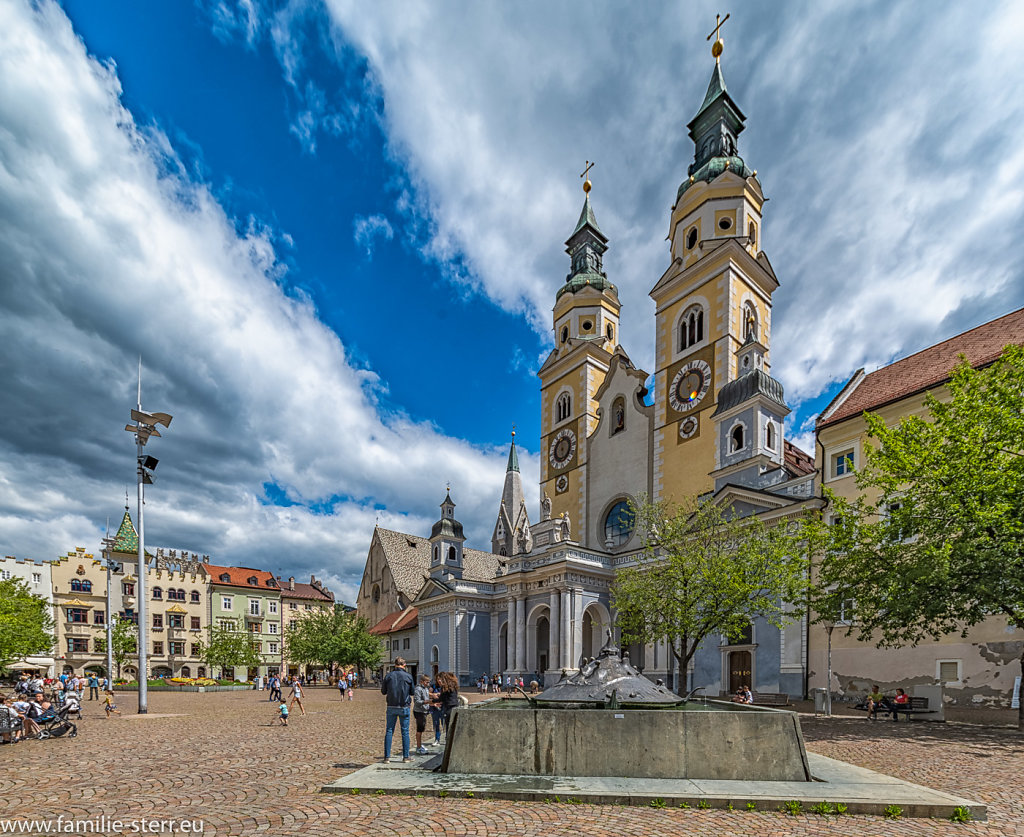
[[679, 415, 699, 439], [669, 359, 712, 413], [555, 475, 569, 494], [548, 428, 577, 470]]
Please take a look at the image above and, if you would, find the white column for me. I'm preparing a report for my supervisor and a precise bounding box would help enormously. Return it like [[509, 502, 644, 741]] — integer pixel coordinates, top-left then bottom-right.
[[548, 588, 560, 672], [515, 596, 527, 672], [506, 598, 515, 672], [490, 609, 500, 672], [572, 589, 584, 666], [560, 588, 571, 671]]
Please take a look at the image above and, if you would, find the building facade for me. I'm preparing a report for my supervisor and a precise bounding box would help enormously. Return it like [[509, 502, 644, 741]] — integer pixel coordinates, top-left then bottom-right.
[[205, 564, 282, 680], [810, 309, 1024, 707], [1, 554, 55, 676], [51, 547, 109, 678], [279, 574, 335, 678]]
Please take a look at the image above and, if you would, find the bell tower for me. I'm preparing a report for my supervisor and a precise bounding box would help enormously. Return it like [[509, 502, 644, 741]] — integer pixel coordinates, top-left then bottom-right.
[[650, 19, 780, 503], [537, 165, 620, 537]]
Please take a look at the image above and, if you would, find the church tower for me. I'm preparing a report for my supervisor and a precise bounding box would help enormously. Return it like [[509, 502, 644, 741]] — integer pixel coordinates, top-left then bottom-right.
[[649, 28, 780, 503], [491, 431, 532, 556], [537, 171, 620, 538], [428, 491, 465, 581]]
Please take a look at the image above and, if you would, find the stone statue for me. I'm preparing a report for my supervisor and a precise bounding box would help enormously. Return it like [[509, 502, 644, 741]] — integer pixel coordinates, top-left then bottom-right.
[[541, 494, 552, 521], [559, 512, 571, 540]]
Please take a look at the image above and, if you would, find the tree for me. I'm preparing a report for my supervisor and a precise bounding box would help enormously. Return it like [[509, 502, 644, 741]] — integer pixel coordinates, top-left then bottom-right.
[[110, 615, 138, 679], [612, 496, 812, 695], [285, 606, 384, 673], [0, 577, 54, 669], [201, 617, 262, 680], [815, 345, 1024, 729]]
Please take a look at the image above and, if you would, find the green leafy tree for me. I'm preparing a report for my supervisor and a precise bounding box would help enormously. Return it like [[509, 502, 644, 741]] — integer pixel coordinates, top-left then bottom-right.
[[110, 615, 138, 679], [612, 496, 812, 695], [815, 345, 1024, 729], [285, 606, 384, 673], [0, 577, 54, 669], [201, 617, 262, 679]]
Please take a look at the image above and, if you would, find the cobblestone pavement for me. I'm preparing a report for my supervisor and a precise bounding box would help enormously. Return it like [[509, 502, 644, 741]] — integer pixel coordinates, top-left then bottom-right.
[[1, 688, 1021, 836]]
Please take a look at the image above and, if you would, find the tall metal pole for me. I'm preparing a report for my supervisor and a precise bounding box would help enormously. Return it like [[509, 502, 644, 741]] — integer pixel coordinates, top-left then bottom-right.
[[825, 624, 834, 717], [104, 542, 113, 687], [136, 428, 148, 714]]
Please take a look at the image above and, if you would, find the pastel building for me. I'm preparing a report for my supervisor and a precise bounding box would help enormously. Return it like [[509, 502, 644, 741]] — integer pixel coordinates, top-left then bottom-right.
[[205, 563, 282, 679], [1, 554, 55, 675], [279, 574, 335, 678]]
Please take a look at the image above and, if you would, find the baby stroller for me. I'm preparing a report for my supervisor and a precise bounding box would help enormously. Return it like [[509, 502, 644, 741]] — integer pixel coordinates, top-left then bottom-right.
[[34, 701, 78, 739]]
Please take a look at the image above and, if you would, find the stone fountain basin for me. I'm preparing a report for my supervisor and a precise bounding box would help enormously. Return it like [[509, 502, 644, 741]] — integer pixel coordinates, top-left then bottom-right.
[[440, 698, 811, 782]]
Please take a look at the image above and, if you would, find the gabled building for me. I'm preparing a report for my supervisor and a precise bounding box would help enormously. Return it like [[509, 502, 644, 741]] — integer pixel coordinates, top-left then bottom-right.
[[369, 606, 419, 678], [204, 563, 282, 679], [811, 308, 1024, 706], [279, 574, 335, 679]]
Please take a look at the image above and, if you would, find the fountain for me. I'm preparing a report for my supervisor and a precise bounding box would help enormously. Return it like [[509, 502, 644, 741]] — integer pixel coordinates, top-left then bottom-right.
[[440, 634, 812, 782]]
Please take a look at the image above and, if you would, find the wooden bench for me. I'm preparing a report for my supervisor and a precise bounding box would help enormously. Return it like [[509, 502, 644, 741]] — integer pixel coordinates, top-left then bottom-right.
[[855, 695, 937, 720], [752, 692, 791, 706]]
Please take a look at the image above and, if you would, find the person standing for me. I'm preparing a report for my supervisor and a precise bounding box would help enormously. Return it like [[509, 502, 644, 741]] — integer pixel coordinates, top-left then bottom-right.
[[436, 671, 460, 734], [338, 676, 347, 701], [412, 675, 431, 754], [87, 674, 99, 701], [380, 657, 414, 763], [289, 678, 306, 716]]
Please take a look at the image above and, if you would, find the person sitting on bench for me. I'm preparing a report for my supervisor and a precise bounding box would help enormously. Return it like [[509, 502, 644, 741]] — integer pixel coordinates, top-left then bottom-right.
[[866, 685, 889, 720], [889, 688, 909, 721]]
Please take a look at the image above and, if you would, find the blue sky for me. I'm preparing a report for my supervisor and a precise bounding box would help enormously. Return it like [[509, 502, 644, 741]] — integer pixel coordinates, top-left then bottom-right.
[[1, 1, 1022, 604]]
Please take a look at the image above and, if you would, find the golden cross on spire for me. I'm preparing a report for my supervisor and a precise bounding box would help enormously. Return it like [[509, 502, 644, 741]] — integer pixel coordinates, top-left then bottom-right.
[[511, 424, 516, 439], [706, 12, 730, 63], [580, 160, 595, 193]]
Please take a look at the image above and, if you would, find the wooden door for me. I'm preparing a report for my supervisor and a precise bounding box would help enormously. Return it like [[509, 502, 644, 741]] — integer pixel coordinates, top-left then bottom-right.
[[729, 650, 751, 693]]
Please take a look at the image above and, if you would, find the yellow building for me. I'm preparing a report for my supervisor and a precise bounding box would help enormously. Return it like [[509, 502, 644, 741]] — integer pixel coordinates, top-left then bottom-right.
[[51, 547, 107, 677], [279, 574, 335, 679], [811, 308, 1024, 706]]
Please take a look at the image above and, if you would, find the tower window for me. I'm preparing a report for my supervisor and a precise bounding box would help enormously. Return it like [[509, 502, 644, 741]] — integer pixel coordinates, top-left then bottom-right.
[[432, 545, 439, 562], [686, 227, 698, 250], [448, 546, 456, 563], [679, 304, 704, 351], [556, 392, 571, 422], [582, 320, 593, 332], [748, 220, 758, 249], [606, 323, 614, 342], [603, 500, 636, 547], [730, 424, 745, 453], [560, 326, 569, 344], [718, 216, 732, 231], [765, 422, 775, 450]]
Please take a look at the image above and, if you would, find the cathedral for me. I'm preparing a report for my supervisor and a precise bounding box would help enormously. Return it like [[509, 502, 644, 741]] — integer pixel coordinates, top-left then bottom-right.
[[358, 40, 818, 696]]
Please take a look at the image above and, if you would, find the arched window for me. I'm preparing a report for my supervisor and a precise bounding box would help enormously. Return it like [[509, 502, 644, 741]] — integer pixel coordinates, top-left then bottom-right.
[[686, 226, 698, 250], [247, 576, 258, 586], [556, 392, 571, 422], [606, 323, 614, 343], [560, 326, 569, 344], [747, 220, 757, 249], [371, 584, 381, 603], [219, 574, 230, 583], [190, 590, 200, 603], [611, 396, 625, 435], [730, 424, 745, 453], [603, 500, 636, 547], [152, 587, 162, 600], [181, 666, 191, 678], [765, 421, 775, 450], [679, 304, 704, 351], [70, 579, 81, 592], [448, 546, 457, 563], [499, 547, 507, 556], [743, 302, 758, 341], [81, 580, 92, 593]]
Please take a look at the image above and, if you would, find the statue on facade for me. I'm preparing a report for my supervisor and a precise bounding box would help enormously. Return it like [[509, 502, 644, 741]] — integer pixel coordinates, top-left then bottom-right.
[[559, 511, 571, 540], [541, 494, 552, 521]]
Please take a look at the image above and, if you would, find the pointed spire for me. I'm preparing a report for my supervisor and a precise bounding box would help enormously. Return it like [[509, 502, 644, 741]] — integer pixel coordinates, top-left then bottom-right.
[[506, 428, 520, 473], [571, 193, 604, 239], [111, 508, 139, 554], [694, 62, 728, 120]]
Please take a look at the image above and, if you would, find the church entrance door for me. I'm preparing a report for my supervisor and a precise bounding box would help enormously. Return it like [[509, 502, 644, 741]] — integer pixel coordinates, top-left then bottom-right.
[[535, 616, 549, 673], [729, 650, 751, 693]]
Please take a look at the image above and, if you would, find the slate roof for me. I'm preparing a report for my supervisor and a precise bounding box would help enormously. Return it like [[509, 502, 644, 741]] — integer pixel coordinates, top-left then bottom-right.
[[368, 606, 419, 636], [281, 580, 334, 603], [818, 308, 1024, 429], [375, 527, 501, 590]]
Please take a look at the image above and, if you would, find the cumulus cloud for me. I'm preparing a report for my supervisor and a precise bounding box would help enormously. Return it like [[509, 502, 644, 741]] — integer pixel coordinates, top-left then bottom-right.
[[352, 213, 394, 256], [257, 0, 1024, 411], [0, 0, 531, 600]]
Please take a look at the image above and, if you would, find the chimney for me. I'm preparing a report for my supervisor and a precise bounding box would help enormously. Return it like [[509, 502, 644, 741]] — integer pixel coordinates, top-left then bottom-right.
[[288, 576, 295, 591]]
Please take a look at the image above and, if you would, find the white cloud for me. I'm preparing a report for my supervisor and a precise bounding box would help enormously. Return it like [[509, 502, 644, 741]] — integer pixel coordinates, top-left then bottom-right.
[[352, 213, 394, 256], [0, 0, 528, 600]]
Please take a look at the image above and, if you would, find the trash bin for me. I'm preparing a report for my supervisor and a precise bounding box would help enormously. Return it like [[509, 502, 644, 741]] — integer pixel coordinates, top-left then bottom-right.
[[812, 687, 827, 715]]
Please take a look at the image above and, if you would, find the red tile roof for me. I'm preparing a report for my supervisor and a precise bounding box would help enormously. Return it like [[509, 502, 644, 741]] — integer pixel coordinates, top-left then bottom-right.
[[282, 581, 334, 602], [368, 607, 419, 636], [818, 308, 1024, 429], [784, 439, 815, 476], [204, 563, 280, 592]]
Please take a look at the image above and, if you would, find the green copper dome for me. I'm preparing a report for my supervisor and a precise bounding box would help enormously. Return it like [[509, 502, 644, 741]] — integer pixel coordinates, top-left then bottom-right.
[[676, 155, 753, 200]]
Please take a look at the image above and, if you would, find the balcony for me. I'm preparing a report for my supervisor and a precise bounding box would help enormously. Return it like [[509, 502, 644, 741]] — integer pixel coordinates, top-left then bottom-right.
[[66, 622, 92, 636], [244, 610, 264, 621]]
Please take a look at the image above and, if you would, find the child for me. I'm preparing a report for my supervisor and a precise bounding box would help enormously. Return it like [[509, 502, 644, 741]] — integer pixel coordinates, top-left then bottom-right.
[[278, 701, 289, 726], [103, 690, 121, 718]]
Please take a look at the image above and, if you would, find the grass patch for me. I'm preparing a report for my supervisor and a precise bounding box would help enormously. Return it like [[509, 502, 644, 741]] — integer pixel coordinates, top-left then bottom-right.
[[780, 800, 803, 816], [649, 798, 666, 809], [949, 806, 972, 823], [884, 804, 903, 819]]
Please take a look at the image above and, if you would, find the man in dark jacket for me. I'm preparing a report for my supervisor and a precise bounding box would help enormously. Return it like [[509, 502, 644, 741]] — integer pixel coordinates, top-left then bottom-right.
[[381, 657, 414, 763]]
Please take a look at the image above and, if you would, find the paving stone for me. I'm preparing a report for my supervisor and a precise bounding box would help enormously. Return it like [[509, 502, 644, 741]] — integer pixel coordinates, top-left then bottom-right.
[[1, 688, 1020, 835]]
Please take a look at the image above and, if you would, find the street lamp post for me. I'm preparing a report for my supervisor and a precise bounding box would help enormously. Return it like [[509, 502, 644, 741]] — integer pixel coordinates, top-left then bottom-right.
[[124, 377, 172, 715]]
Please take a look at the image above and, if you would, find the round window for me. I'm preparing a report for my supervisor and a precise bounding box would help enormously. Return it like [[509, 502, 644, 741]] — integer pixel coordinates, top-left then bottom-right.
[[603, 500, 636, 547], [718, 216, 732, 231], [686, 227, 698, 249], [582, 320, 593, 332]]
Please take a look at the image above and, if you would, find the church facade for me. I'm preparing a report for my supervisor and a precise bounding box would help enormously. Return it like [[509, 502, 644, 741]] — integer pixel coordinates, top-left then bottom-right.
[[357, 48, 820, 695]]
